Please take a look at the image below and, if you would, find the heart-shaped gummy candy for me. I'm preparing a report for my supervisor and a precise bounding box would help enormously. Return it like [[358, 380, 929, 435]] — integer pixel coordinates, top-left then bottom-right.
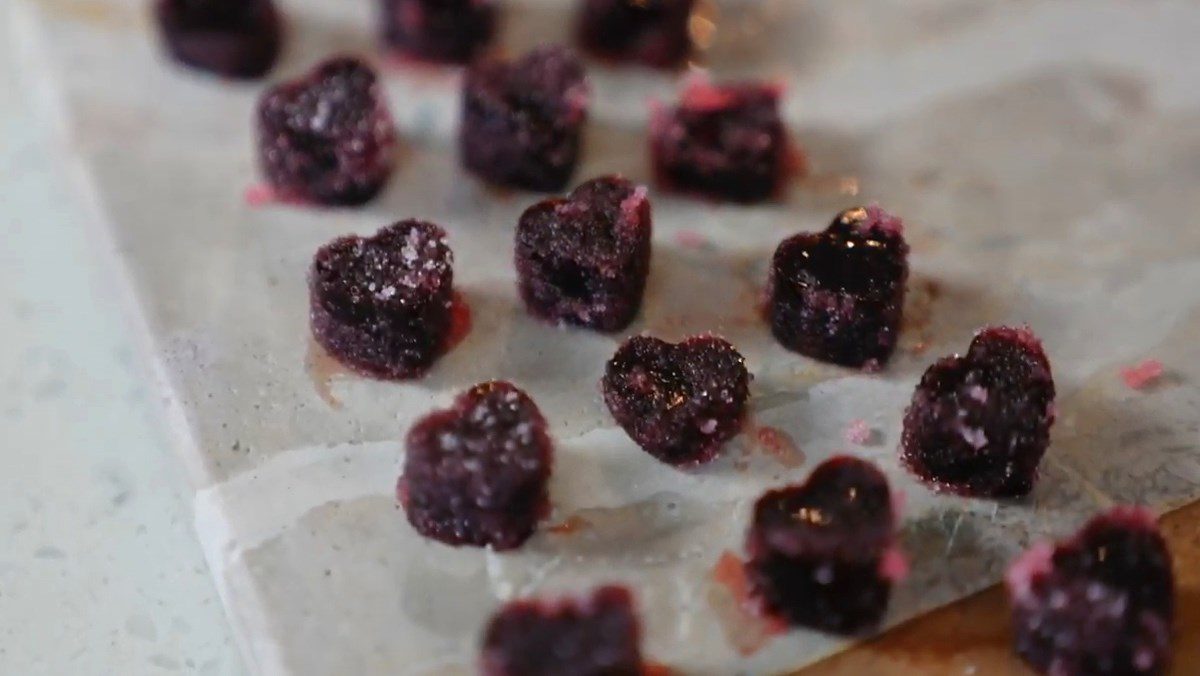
[[381, 0, 497, 64], [460, 46, 590, 192], [745, 456, 903, 634], [155, 0, 282, 78], [767, 205, 909, 368], [258, 56, 397, 206], [650, 79, 794, 203], [309, 219, 455, 379], [481, 586, 644, 676], [576, 0, 696, 68], [1006, 506, 1174, 676], [602, 334, 749, 466], [515, 175, 652, 332], [900, 325, 1056, 498], [401, 381, 553, 550]]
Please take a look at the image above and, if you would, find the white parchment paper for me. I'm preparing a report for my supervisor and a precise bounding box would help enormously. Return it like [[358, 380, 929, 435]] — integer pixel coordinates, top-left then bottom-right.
[[13, 0, 1200, 673]]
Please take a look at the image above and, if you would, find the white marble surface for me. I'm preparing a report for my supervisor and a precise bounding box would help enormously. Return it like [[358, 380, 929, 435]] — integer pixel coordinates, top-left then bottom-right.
[[0, 8, 242, 673], [9, 0, 1200, 673]]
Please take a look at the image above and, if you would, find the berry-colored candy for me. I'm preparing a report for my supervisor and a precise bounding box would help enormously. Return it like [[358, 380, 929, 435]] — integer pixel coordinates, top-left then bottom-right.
[[155, 0, 282, 78], [309, 220, 455, 379], [258, 57, 397, 206], [602, 334, 749, 467], [576, 0, 697, 68], [460, 46, 590, 191], [766, 206, 910, 368], [480, 586, 644, 676], [515, 175, 652, 331], [379, 0, 497, 63], [649, 79, 793, 202], [401, 381, 553, 550], [901, 325, 1056, 498], [1006, 507, 1174, 675], [745, 457, 903, 635]]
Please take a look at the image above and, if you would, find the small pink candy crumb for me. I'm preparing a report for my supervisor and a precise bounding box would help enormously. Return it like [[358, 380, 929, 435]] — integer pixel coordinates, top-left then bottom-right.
[[673, 229, 709, 249], [878, 546, 910, 582], [843, 419, 871, 445], [1120, 359, 1164, 390]]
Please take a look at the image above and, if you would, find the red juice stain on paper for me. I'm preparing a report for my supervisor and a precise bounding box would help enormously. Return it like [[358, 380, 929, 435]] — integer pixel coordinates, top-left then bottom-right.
[[547, 515, 592, 535], [1120, 359, 1164, 390], [673, 229, 710, 250], [900, 278, 940, 355], [382, 52, 461, 86], [243, 183, 307, 208], [724, 285, 764, 328], [749, 423, 805, 468], [306, 335, 350, 409], [443, 292, 473, 353], [396, 475, 410, 508], [783, 140, 809, 182], [709, 550, 786, 655]]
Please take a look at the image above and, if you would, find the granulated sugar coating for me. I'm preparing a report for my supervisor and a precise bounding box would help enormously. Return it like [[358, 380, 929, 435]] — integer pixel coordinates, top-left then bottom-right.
[[515, 175, 652, 331], [649, 79, 794, 202], [155, 0, 281, 78], [257, 56, 397, 205], [766, 206, 910, 368], [460, 46, 590, 192], [576, 0, 697, 68], [602, 334, 750, 467], [1005, 507, 1174, 676], [745, 457, 904, 635], [309, 220, 455, 379], [900, 325, 1056, 498], [400, 381, 553, 550], [480, 586, 643, 676], [379, 0, 497, 64]]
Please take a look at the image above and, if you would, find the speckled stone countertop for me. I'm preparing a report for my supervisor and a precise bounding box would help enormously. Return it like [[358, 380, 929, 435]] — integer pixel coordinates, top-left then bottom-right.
[[0, 9, 242, 673]]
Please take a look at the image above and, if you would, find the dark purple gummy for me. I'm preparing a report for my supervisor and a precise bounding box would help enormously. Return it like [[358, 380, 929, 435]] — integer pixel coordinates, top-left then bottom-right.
[[481, 586, 644, 676], [766, 206, 910, 368], [401, 381, 553, 550], [649, 79, 791, 203], [900, 325, 1056, 498], [576, 0, 697, 69], [745, 456, 902, 635], [258, 56, 397, 206], [460, 46, 590, 192], [155, 0, 282, 78], [1006, 507, 1175, 675], [379, 0, 497, 64], [309, 220, 454, 379], [602, 334, 749, 467], [515, 175, 652, 331]]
